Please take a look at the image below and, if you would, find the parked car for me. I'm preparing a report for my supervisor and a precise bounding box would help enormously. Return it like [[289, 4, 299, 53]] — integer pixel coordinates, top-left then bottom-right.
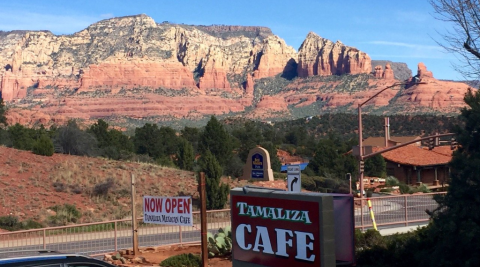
[[0, 250, 116, 267]]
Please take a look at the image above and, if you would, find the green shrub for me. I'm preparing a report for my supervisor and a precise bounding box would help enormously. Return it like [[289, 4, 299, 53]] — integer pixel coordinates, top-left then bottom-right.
[[273, 172, 287, 180], [301, 176, 316, 191], [160, 253, 201, 267], [385, 176, 400, 186], [0, 216, 44, 231], [355, 227, 432, 267], [48, 204, 82, 225], [32, 134, 54, 156], [399, 183, 410, 194], [417, 184, 430, 193], [0, 215, 20, 230]]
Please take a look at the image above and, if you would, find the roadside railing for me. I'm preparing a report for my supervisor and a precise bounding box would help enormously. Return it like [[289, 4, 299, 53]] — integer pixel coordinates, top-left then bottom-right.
[[0, 209, 231, 256], [0, 193, 445, 256], [354, 192, 446, 230]]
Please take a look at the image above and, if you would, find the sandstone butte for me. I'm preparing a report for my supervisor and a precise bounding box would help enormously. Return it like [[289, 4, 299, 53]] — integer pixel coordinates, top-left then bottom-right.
[[0, 14, 472, 126]]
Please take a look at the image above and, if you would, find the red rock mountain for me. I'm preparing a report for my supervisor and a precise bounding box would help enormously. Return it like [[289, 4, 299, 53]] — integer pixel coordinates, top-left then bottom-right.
[[0, 15, 472, 126], [297, 32, 371, 77]]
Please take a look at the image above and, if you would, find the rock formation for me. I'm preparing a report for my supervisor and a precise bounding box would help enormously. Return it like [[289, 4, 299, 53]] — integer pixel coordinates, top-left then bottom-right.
[[374, 65, 383, 78], [373, 63, 394, 80], [253, 36, 297, 79], [296, 32, 371, 77], [417, 62, 434, 79], [371, 60, 412, 81], [0, 15, 472, 124], [388, 63, 469, 112]]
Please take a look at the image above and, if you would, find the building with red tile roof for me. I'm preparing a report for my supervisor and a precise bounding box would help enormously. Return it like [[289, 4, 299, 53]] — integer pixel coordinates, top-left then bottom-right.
[[380, 145, 452, 186]]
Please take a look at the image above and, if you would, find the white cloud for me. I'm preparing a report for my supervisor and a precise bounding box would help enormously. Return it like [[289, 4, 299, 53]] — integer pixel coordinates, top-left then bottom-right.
[[0, 10, 101, 34], [367, 41, 441, 50]]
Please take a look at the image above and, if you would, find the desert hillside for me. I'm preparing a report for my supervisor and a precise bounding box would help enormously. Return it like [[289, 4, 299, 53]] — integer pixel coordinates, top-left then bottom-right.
[[0, 146, 287, 228]]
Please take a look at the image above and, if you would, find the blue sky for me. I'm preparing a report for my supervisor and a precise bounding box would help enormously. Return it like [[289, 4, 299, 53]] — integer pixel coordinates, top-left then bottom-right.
[[0, 0, 463, 80]]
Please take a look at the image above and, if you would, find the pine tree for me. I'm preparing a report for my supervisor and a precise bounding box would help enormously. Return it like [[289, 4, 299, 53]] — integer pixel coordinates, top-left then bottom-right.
[[176, 139, 195, 171], [199, 116, 233, 167], [426, 88, 480, 266], [200, 150, 229, 210]]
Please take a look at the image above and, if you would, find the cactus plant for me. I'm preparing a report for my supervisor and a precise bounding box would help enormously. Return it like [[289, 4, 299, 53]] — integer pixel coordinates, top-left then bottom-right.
[[207, 227, 233, 258]]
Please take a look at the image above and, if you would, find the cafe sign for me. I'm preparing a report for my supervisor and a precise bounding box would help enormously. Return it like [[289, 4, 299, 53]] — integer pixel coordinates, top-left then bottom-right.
[[231, 188, 336, 267]]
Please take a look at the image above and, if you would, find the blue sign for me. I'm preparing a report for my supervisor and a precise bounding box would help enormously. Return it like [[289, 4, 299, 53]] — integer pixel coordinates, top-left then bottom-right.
[[251, 170, 264, 179], [252, 153, 264, 170]]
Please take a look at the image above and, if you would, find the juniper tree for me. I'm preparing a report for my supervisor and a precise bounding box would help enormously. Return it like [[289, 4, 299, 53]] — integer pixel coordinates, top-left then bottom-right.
[[32, 134, 54, 156], [426, 88, 480, 266], [176, 138, 195, 171], [199, 116, 233, 167], [199, 150, 229, 210]]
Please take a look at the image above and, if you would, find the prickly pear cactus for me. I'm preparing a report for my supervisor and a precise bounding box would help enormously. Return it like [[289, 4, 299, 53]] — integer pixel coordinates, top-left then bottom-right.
[[206, 227, 233, 258]]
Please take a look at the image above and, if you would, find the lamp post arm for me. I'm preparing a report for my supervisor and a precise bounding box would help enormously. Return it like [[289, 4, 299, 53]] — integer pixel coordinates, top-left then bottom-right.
[[362, 133, 456, 160], [359, 83, 404, 107]]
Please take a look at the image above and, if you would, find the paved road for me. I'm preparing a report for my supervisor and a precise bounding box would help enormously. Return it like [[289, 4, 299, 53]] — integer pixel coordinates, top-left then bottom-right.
[[0, 230, 202, 256]]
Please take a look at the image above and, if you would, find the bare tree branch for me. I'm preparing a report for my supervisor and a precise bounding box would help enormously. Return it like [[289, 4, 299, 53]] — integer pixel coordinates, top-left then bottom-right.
[[430, 0, 480, 78]]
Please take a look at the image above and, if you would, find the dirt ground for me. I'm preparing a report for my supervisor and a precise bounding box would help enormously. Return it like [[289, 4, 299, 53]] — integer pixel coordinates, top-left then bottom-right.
[[116, 244, 232, 267]]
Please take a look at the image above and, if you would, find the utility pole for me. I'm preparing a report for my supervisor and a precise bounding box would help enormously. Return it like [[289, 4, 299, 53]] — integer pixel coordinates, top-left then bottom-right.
[[199, 172, 208, 267], [131, 173, 139, 255], [346, 173, 352, 195]]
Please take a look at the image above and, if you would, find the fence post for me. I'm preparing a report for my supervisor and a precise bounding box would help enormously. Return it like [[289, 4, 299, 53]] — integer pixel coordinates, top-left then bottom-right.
[[404, 195, 408, 226], [114, 221, 118, 252], [360, 199, 364, 231], [43, 229, 46, 249], [179, 226, 183, 245], [200, 172, 208, 267], [131, 174, 139, 255]]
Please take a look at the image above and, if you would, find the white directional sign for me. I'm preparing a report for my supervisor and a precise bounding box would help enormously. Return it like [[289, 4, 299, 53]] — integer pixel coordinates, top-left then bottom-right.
[[287, 165, 301, 192]]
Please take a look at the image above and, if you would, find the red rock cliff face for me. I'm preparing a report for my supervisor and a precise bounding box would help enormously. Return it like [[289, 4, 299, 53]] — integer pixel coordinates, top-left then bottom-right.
[[79, 60, 197, 91], [253, 36, 297, 79], [297, 32, 371, 77]]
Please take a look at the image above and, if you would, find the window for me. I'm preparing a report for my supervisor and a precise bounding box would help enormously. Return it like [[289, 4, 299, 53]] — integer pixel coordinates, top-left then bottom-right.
[[68, 263, 109, 267]]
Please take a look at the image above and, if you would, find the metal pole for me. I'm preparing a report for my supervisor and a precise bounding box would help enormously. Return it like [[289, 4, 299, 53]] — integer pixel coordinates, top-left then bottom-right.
[[358, 105, 365, 231], [348, 173, 352, 195], [199, 172, 208, 267], [43, 229, 46, 249], [114, 221, 118, 252], [404, 195, 408, 226], [131, 174, 139, 255], [179, 226, 183, 245], [384, 117, 389, 147], [358, 105, 364, 199]]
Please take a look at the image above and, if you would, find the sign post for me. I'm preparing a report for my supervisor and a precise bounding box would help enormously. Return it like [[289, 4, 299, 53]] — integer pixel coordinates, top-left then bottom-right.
[[287, 165, 301, 192]]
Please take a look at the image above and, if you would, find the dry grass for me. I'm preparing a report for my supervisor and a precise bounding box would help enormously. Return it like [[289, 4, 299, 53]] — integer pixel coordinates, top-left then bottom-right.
[[0, 146, 286, 228]]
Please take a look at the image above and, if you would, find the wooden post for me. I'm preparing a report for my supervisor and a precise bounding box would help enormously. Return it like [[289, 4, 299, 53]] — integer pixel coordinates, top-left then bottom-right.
[[199, 172, 208, 267], [131, 173, 139, 255]]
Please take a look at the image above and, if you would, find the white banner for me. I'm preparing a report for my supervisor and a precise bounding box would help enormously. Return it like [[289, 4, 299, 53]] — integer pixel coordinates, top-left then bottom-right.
[[143, 196, 193, 226]]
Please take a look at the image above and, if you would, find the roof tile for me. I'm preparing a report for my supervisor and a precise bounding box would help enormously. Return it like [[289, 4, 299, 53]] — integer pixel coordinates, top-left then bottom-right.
[[381, 145, 452, 166]]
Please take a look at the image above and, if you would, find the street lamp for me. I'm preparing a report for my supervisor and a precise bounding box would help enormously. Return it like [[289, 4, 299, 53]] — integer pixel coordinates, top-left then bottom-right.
[[357, 81, 426, 199]]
